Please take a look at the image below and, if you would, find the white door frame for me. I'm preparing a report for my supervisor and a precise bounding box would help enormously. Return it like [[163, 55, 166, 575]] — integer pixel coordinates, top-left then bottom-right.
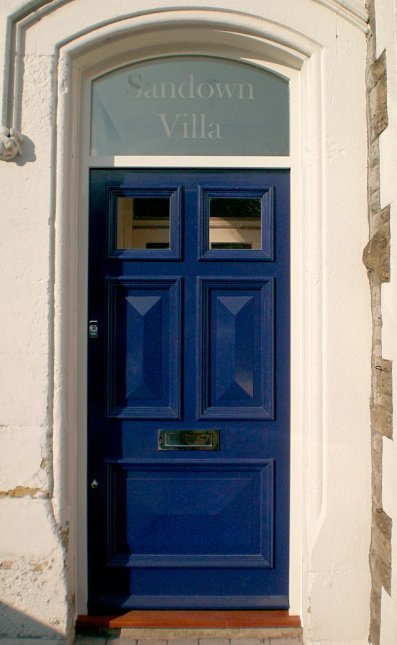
[[74, 38, 302, 617]]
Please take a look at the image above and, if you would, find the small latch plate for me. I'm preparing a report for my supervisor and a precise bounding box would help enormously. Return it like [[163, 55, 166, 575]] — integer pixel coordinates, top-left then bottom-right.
[[88, 320, 99, 339]]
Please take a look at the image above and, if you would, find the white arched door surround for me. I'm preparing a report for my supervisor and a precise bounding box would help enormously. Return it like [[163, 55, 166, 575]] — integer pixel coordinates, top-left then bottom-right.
[[75, 31, 302, 616], [1, 3, 371, 642]]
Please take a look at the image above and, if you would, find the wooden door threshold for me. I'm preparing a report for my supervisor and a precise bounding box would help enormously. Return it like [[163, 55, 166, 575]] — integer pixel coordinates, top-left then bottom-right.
[[76, 610, 301, 629]]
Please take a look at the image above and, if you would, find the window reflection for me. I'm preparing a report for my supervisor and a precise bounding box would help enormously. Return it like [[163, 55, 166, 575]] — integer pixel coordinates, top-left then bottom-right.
[[209, 198, 261, 250], [117, 197, 170, 250]]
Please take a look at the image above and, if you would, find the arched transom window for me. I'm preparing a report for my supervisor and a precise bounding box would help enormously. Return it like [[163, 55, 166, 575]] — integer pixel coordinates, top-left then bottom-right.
[[91, 56, 289, 156]]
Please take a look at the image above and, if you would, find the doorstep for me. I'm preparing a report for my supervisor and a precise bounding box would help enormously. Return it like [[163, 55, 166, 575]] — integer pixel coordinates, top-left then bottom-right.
[[75, 611, 302, 641]]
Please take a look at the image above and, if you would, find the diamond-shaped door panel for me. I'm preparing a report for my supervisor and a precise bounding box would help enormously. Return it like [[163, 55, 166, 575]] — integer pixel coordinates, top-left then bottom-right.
[[198, 278, 274, 419], [107, 278, 181, 418]]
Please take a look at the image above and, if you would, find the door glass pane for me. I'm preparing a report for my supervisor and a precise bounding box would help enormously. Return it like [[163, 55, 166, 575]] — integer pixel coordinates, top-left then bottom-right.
[[91, 57, 289, 156], [116, 197, 170, 250], [209, 198, 261, 250]]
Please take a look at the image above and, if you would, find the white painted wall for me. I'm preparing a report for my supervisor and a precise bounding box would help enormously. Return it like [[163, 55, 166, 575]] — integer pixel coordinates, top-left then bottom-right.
[[375, 0, 397, 642], [0, 1, 371, 643]]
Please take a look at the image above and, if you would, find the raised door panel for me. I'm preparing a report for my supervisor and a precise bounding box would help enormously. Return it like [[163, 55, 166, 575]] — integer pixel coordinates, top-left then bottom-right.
[[107, 278, 181, 418], [106, 461, 274, 569], [198, 278, 274, 419]]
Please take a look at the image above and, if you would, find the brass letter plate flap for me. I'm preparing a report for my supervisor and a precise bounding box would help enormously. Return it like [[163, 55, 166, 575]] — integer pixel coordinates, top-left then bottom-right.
[[158, 429, 219, 451]]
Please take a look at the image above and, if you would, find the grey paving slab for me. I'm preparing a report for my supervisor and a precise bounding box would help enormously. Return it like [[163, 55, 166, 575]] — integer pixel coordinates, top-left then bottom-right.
[[0, 641, 68, 645], [116, 631, 301, 640], [102, 629, 302, 645], [20, 642, 66, 645], [231, 640, 263, 645]]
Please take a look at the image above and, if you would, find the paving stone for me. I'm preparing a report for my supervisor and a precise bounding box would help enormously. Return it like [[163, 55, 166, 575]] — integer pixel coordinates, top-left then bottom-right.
[[118, 632, 270, 641], [199, 640, 230, 645], [137, 641, 167, 645], [167, 640, 199, 645], [269, 638, 301, 644], [75, 639, 107, 645], [0, 641, 70, 645], [230, 638, 267, 645]]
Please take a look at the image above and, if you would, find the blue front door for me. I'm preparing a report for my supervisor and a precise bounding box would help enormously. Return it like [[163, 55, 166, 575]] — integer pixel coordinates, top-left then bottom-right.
[[87, 169, 290, 611]]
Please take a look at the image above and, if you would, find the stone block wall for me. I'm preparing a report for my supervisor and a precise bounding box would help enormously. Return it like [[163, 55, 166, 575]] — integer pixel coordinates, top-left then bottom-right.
[[364, 1, 395, 643]]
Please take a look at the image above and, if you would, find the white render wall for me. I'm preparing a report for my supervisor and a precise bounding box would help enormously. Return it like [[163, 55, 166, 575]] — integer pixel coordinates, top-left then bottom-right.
[[0, 1, 371, 643], [0, 1, 69, 637], [375, 0, 397, 642]]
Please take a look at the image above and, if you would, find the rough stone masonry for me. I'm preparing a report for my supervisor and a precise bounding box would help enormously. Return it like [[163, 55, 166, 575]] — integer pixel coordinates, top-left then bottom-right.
[[363, 2, 393, 643]]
